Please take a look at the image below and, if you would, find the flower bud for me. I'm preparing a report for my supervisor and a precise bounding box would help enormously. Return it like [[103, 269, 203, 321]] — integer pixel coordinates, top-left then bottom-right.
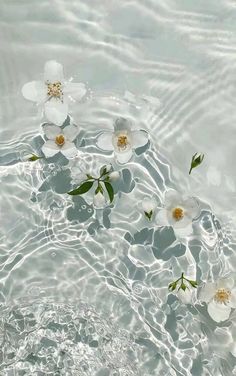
[[109, 171, 120, 181], [142, 197, 156, 213], [93, 191, 106, 208]]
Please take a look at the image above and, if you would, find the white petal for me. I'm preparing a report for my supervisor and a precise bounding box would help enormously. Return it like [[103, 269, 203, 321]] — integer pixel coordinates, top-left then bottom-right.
[[165, 190, 182, 209], [177, 288, 192, 304], [207, 300, 231, 322], [131, 130, 149, 148], [174, 224, 193, 238], [114, 117, 131, 132], [96, 132, 113, 151], [63, 125, 79, 141], [142, 198, 156, 213], [93, 192, 106, 208], [229, 289, 236, 308], [115, 149, 133, 164], [109, 171, 120, 181], [217, 278, 235, 290], [64, 82, 86, 100], [156, 209, 169, 226], [44, 98, 69, 126], [42, 140, 60, 158], [60, 141, 77, 158], [199, 283, 216, 302], [43, 124, 61, 140], [22, 81, 47, 103], [44, 60, 64, 82], [183, 197, 200, 220], [230, 343, 236, 357]]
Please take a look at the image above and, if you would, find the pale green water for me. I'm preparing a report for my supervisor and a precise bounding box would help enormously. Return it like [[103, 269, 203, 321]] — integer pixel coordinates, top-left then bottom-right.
[[1, 1, 236, 375]]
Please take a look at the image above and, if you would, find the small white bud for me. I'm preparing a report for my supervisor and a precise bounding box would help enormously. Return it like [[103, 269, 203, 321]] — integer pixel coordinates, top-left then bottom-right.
[[141, 197, 156, 213], [109, 171, 120, 181], [93, 192, 106, 208]]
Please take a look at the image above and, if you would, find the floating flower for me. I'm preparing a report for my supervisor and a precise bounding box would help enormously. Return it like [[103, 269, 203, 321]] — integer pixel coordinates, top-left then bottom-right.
[[156, 190, 200, 237], [169, 273, 198, 304], [42, 124, 79, 159], [22, 60, 86, 126], [68, 164, 119, 208], [141, 197, 156, 221], [96, 117, 148, 164], [199, 278, 236, 322]]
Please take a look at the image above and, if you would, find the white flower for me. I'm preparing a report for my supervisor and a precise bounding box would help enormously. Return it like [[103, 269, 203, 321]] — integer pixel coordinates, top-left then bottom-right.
[[156, 190, 199, 237], [22, 60, 86, 126], [199, 278, 236, 322], [93, 191, 106, 208], [109, 171, 120, 181], [42, 124, 79, 159], [96, 117, 148, 164]]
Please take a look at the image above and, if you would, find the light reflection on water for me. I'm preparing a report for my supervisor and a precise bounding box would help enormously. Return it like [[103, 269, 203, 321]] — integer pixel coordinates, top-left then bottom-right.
[[1, 0, 236, 375]]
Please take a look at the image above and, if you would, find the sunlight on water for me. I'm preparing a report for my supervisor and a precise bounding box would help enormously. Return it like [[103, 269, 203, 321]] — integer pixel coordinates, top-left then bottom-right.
[[1, 1, 236, 375]]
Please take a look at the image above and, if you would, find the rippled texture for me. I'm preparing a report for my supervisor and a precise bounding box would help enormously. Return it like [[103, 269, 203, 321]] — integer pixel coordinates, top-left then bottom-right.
[[1, 1, 236, 375]]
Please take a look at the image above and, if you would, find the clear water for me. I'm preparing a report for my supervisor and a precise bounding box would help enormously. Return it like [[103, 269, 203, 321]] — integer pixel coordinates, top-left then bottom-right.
[[1, 1, 236, 375]]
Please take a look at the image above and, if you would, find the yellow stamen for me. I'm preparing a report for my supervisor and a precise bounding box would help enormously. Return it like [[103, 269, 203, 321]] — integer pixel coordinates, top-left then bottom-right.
[[214, 288, 231, 304], [172, 207, 184, 221], [47, 81, 62, 98], [117, 135, 128, 150], [55, 134, 65, 146]]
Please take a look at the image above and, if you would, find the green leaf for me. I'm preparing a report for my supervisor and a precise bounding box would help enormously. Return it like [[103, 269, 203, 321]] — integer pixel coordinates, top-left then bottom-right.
[[68, 181, 94, 195], [179, 282, 187, 291], [188, 280, 198, 288], [86, 174, 93, 180], [189, 153, 204, 175], [168, 281, 177, 291], [95, 183, 104, 195], [104, 181, 114, 203], [144, 211, 153, 221], [28, 154, 43, 162]]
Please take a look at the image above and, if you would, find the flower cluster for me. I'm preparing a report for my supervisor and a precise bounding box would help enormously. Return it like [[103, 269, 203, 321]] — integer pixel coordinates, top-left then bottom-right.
[[22, 61, 236, 332]]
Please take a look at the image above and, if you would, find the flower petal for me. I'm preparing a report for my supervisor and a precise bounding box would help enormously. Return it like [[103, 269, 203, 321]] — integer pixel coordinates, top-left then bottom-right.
[[229, 289, 236, 308], [132, 130, 149, 149], [63, 125, 79, 141], [142, 197, 156, 213], [207, 300, 231, 322], [60, 141, 77, 158], [93, 192, 106, 208], [64, 82, 86, 101], [174, 224, 193, 238], [43, 124, 61, 140], [199, 283, 216, 303], [42, 140, 60, 158], [96, 132, 113, 151], [177, 288, 193, 304], [44, 60, 64, 82], [22, 81, 47, 103], [114, 117, 131, 132], [183, 197, 200, 220], [44, 98, 69, 126], [115, 149, 133, 164], [217, 278, 235, 290], [156, 209, 169, 226], [165, 190, 183, 209]]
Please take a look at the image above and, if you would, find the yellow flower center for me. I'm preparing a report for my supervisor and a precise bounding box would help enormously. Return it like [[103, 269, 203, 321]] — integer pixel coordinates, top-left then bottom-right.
[[172, 207, 184, 221], [55, 134, 65, 146], [214, 288, 231, 304], [117, 135, 128, 150], [47, 81, 62, 98]]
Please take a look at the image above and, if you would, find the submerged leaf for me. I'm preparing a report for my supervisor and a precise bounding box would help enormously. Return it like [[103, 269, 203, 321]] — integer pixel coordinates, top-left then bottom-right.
[[68, 181, 94, 195], [104, 182, 114, 203], [28, 154, 43, 162]]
